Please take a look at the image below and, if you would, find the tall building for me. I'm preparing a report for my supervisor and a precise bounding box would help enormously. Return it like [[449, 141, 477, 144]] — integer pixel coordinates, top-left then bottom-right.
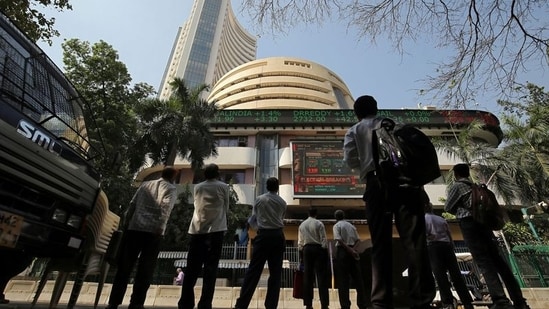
[[158, 0, 257, 100], [144, 0, 503, 249], [138, 56, 504, 229], [209, 57, 354, 109]]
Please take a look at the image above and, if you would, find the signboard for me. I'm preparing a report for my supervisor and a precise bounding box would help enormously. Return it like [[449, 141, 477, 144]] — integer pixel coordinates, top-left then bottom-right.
[[211, 109, 500, 128], [0, 210, 23, 248], [291, 141, 364, 198]]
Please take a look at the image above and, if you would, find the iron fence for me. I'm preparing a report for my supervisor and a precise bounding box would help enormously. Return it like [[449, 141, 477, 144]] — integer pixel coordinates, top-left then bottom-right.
[[22, 241, 549, 290]]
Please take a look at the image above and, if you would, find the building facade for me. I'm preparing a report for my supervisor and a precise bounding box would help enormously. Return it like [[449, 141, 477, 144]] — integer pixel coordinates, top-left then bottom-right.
[[137, 56, 503, 243], [158, 0, 257, 100]]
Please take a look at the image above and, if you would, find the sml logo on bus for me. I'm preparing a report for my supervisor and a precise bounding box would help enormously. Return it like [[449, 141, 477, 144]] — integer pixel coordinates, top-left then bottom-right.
[[16, 120, 62, 155]]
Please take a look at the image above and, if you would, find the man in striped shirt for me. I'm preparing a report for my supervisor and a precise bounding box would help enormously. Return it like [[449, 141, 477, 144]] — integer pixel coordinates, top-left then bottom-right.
[[107, 166, 178, 309]]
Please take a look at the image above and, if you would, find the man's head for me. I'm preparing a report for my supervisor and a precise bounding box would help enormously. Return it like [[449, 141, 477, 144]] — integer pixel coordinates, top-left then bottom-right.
[[266, 177, 279, 192], [308, 207, 318, 218], [161, 166, 178, 183], [334, 209, 345, 221], [453, 163, 470, 179], [203, 163, 220, 180], [353, 95, 378, 119]]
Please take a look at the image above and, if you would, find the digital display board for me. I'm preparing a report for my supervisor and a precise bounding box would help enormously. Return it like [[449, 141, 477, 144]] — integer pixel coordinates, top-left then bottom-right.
[[291, 141, 364, 198], [211, 109, 500, 128]]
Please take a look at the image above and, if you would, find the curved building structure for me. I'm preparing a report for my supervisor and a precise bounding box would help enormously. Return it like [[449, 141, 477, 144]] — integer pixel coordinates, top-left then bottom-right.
[[158, 0, 256, 100], [208, 57, 354, 110]]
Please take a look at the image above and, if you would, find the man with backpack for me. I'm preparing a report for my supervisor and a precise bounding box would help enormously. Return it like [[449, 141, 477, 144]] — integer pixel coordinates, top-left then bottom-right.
[[343, 95, 435, 309], [445, 163, 530, 309]]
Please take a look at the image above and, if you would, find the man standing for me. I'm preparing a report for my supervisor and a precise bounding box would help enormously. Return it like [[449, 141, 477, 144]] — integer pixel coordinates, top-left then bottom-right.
[[234, 177, 287, 309], [174, 268, 184, 286], [178, 163, 229, 309], [298, 207, 330, 309], [106, 166, 178, 309], [333, 209, 369, 309], [424, 200, 474, 309], [343, 95, 435, 309], [445, 163, 530, 309]]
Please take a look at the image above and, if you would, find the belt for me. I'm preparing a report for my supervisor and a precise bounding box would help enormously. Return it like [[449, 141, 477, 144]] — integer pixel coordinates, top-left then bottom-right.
[[257, 228, 283, 234], [304, 243, 322, 247]]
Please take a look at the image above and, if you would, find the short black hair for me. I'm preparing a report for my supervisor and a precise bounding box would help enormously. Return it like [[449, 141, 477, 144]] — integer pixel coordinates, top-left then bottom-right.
[[334, 209, 345, 221], [161, 166, 178, 181], [453, 163, 470, 178], [266, 177, 279, 192], [203, 163, 220, 180], [353, 95, 378, 119], [308, 207, 318, 217]]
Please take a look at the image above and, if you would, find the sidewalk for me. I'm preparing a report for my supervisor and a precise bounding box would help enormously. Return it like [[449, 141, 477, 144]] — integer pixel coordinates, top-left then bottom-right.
[[4, 280, 549, 309], [3, 280, 316, 309]]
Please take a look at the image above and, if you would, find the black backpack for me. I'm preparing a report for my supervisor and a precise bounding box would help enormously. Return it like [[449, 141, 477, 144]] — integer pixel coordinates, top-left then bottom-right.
[[373, 118, 441, 187], [462, 181, 508, 230]]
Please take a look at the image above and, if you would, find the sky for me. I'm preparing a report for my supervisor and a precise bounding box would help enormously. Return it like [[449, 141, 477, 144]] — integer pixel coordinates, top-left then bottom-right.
[[37, 0, 547, 114]]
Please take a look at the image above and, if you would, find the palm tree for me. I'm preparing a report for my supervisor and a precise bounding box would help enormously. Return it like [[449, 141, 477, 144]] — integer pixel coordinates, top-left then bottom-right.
[[435, 84, 549, 207], [133, 78, 218, 171], [432, 119, 516, 205], [496, 84, 549, 206]]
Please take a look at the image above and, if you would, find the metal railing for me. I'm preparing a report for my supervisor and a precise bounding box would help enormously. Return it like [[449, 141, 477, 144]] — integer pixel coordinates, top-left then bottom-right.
[[23, 241, 549, 290]]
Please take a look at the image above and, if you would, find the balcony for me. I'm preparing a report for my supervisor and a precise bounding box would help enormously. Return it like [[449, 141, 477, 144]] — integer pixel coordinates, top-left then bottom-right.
[[177, 183, 256, 206], [173, 147, 256, 169], [279, 147, 292, 168], [279, 184, 295, 205], [424, 184, 448, 208], [231, 184, 256, 205]]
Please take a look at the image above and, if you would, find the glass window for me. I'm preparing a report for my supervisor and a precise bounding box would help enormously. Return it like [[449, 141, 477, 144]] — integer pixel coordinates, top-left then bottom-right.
[[215, 136, 247, 147], [219, 170, 245, 184], [192, 169, 245, 184]]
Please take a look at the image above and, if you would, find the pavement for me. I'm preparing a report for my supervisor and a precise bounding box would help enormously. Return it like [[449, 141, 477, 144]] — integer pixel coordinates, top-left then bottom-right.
[[3, 280, 549, 309]]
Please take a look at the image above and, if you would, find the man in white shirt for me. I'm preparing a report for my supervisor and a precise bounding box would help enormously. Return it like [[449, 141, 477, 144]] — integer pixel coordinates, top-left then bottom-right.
[[333, 209, 369, 309], [107, 166, 178, 309], [178, 163, 229, 309], [234, 177, 287, 309], [298, 208, 329, 309]]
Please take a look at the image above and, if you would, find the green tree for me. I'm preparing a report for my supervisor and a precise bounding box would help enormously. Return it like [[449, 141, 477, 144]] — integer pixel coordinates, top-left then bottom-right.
[[134, 77, 218, 169], [433, 120, 516, 205], [61, 39, 155, 213], [497, 83, 549, 206], [241, 1, 549, 108], [1, 0, 71, 44]]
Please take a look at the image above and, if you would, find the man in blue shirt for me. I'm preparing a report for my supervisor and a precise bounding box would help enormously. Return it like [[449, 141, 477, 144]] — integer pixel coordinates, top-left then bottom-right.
[[424, 199, 473, 309]]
